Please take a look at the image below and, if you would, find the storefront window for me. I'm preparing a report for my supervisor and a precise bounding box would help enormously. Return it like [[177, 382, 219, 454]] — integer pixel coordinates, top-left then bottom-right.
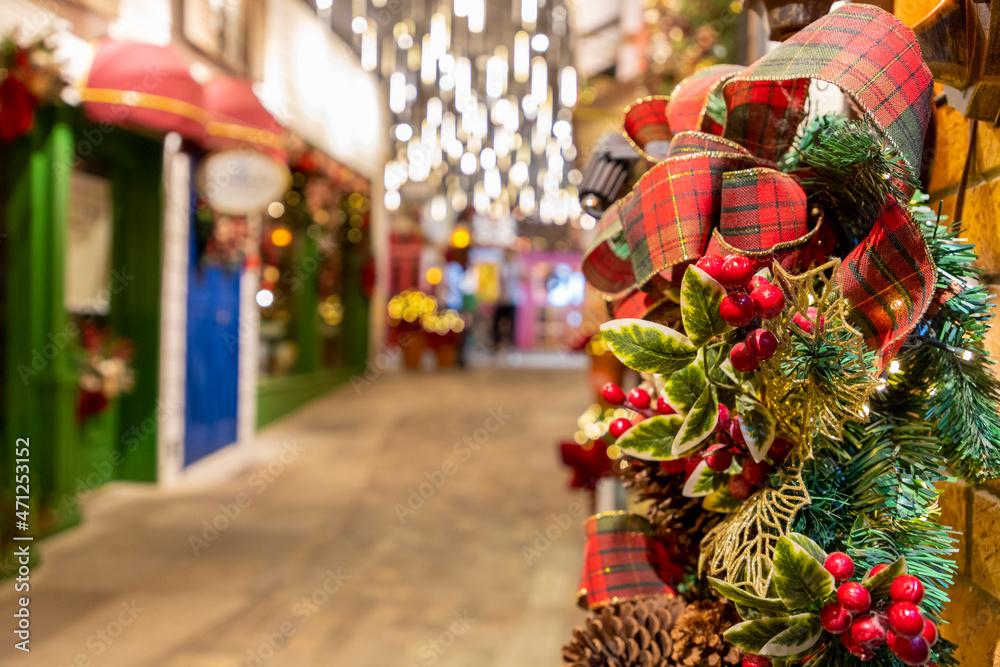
[[257, 150, 371, 377]]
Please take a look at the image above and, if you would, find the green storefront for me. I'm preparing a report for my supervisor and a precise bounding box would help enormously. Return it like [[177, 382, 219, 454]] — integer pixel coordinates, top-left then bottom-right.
[[0, 105, 164, 558]]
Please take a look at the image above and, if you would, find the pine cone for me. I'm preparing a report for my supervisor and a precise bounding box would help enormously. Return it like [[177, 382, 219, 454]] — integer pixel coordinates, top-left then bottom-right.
[[562, 595, 687, 667], [669, 599, 742, 667]]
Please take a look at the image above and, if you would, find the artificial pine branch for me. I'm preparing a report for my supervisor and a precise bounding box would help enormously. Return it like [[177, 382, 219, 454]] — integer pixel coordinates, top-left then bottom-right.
[[784, 116, 920, 244], [906, 198, 1000, 481]]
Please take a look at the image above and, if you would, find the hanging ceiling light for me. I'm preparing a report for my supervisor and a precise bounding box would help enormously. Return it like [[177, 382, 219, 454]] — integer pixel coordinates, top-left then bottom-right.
[[367, 0, 578, 225]]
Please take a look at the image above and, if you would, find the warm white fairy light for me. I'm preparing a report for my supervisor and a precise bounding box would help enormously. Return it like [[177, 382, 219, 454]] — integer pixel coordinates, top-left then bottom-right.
[[361, 22, 377, 71], [531, 33, 549, 52], [467, 0, 484, 32], [426, 98, 443, 128], [480, 147, 497, 170], [560, 66, 577, 108], [389, 72, 406, 113], [514, 31, 530, 83], [459, 152, 477, 175], [394, 123, 413, 142], [485, 55, 508, 98], [530, 56, 548, 105], [521, 0, 537, 28], [519, 185, 535, 213], [421, 34, 436, 85]]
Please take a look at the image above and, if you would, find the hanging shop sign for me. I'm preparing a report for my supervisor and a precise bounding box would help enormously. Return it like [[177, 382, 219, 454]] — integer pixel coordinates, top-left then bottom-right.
[[198, 149, 290, 215]]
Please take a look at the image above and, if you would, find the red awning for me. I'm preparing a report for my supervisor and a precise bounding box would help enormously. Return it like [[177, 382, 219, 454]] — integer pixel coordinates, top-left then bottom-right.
[[80, 39, 205, 142], [203, 76, 286, 161]]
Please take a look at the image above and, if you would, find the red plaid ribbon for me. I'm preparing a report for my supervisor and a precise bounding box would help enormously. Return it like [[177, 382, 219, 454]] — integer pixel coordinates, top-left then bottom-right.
[[667, 64, 745, 136], [577, 512, 680, 610], [581, 5, 935, 370], [623, 96, 672, 162]]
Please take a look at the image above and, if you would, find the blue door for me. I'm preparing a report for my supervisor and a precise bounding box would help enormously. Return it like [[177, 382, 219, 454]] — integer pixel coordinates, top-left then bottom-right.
[[184, 232, 241, 466]]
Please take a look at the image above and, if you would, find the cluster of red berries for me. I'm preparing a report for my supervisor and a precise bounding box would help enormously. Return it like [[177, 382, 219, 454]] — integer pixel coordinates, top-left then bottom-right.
[[819, 553, 938, 664], [704, 404, 794, 500], [695, 254, 785, 373], [601, 383, 676, 438]]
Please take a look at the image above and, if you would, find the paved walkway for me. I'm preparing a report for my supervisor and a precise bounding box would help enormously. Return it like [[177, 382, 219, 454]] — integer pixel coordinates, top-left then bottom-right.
[[1, 367, 590, 667]]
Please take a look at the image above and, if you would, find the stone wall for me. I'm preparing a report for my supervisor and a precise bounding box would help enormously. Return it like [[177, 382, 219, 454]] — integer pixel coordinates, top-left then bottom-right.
[[894, 0, 1000, 664]]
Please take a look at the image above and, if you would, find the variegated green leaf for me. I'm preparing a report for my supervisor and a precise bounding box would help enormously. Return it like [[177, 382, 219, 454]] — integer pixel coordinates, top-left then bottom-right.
[[862, 556, 906, 599], [681, 265, 733, 347], [600, 319, 697, 375], [682, 459, 716, 497], [772, 534, 836, 611], [662, 362, 708, 414], [672, 385, 719, 455], [736, 393, 776, 463], [708, 577, 787, 615], [616, 414, 685, 461], [724, 617, 795, 653], [784, 533, 827, 564], [703, 486, 742, 513], [760, 613, 822, 657]]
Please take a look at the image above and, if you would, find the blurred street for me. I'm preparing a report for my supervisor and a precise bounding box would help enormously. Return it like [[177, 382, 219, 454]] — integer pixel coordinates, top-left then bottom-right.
[[0, 367, 588, 667]]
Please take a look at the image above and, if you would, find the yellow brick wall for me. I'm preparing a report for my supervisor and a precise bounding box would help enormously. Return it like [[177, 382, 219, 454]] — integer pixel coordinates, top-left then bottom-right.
[[895, 3, 1000, 665]]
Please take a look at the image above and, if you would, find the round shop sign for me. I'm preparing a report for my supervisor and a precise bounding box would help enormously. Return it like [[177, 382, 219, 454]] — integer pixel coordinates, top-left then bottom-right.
[[198, 149, 291, 215]]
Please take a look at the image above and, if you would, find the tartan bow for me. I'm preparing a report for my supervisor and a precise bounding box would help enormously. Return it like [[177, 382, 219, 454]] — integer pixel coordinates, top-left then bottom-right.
[[577, 511, 681, 610], [582, 5, 936, 369]]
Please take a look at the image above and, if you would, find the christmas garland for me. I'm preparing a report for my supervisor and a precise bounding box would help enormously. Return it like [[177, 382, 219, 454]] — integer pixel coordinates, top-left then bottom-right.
[[563, 5, 1000, 667]]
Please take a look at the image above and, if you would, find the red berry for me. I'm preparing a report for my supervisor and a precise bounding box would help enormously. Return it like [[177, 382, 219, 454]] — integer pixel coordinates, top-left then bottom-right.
[[888, 633, 931, 666], [792, 307, 824, 334], [742, 654, 771, 667], [851, 614, 887, 647], [730, 417, 746, 446], [891, 575, 925, 604], [767, 438, 794, 464], [728, 474, 753, 500], [627, 387, 650, 409], [841, 630, 860, 650], [707, 450, 733, 472], [717, 403, 731, 433], [721, 255, 755, 289], [920, 619, 938, 646], [888, 602, 925, 638], [745, 329, 778, 361], [865, 563, 889, 580], [602, 383, 626, 405], [742, 459, 768, 486], [730, 342, 759, 372], [659, 459, 686, 474], [696, 255, 726, 283], [824, 552, 855, 582], [837, 581, 872, 614], [751, 284, 785, 319], [749, 275, 771, 290], [820, 602, 853, 634], [656, 395, 675, 414], [720, 292, 755, 326], [609, 418, 632, 439]]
